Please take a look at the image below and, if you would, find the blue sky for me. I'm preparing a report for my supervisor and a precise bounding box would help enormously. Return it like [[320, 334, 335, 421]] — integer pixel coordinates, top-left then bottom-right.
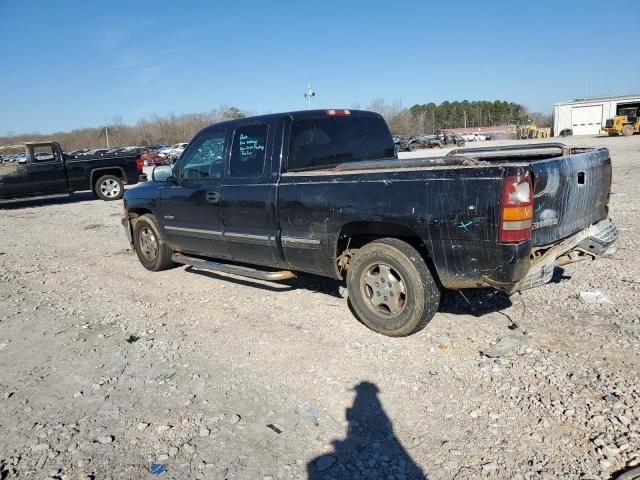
[[1, 0, 638, 135]]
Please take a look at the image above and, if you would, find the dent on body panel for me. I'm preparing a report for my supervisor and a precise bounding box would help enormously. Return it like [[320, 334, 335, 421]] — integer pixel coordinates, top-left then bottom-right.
[[532, 164, 560, 231]]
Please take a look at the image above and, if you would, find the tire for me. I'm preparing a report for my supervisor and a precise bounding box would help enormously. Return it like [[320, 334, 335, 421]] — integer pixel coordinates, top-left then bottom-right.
[[132, 214, 176, 271], [622, 124, 635, 136], [346, 238, 440, 337], [94, 175, 124, 201], [608, 131, 619, 137]]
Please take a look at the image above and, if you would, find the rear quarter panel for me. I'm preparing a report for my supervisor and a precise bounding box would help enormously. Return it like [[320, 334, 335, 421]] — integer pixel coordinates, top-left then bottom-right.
[[66, 155, 139, 191], [278, 165, 519, 287]]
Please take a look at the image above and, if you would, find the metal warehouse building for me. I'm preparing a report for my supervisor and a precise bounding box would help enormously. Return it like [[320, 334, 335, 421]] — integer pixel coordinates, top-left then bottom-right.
[[553, 94, 640, 136]]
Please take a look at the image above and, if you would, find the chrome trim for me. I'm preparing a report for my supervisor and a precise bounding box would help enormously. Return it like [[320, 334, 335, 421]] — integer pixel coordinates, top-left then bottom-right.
[[164, 225, 223, 239], [224, 232, 271, 245], [281, 236, 321, 249]]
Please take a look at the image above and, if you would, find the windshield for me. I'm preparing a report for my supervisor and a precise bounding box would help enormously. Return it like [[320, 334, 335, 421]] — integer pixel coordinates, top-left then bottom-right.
[[619, 108, 638, 118]]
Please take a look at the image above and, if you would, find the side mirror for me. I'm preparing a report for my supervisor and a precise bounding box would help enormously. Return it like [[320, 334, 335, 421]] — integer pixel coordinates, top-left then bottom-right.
[[152, 165, 174, 182]]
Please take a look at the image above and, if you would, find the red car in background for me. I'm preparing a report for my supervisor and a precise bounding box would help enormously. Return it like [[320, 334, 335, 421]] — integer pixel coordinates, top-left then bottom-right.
[[140, 149, 165, 166]]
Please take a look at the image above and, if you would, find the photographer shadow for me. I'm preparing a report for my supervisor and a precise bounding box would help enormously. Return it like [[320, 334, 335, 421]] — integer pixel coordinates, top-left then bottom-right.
[[307, 381, 426, 480]]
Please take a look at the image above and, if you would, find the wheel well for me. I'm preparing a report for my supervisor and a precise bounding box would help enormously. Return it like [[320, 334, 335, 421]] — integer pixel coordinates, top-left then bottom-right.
[[127, 207, 152, 220], [91, 169, 125, 189], [335, 221, 440, 284]]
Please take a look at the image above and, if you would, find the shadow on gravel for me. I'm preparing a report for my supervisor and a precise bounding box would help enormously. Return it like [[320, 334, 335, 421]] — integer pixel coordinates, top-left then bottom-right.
[[185, 267, 343, 297], [0, 191, 98, 209], [307, 381, 426, 480], [439, 288, 513, 317]]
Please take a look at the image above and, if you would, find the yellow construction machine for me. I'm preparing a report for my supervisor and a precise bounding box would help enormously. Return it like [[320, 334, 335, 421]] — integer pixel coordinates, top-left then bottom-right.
[[602, 107, 639, 136]]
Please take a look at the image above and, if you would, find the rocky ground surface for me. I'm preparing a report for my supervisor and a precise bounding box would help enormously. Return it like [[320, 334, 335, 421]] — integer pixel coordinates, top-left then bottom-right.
[[0, 135, 639, 480]]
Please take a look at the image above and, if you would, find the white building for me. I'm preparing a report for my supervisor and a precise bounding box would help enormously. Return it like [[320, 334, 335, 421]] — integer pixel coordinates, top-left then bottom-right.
[[553, 94, 640, 136]]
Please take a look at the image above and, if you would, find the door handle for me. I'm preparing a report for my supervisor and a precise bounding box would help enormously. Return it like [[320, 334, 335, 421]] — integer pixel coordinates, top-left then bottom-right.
[[206, 191, 220, 203]]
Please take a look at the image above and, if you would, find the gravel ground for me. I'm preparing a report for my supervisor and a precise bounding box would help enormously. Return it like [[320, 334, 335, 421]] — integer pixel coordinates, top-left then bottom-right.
[[1, 135, 639, 480]]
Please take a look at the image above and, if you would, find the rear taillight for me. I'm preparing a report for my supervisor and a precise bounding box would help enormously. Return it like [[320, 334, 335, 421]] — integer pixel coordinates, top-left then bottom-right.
[[325, 109, 351, 116], [499, 173, 533, 243], [135, 155, 143, 172]]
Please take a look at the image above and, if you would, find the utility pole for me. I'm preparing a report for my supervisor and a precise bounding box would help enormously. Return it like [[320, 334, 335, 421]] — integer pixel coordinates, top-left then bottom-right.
[[463, 110, 467, 131], [104, 118, 110, 148], [585, 80, 588, 99], [432, 110, 435, 134], [304, 80, 316, 110]]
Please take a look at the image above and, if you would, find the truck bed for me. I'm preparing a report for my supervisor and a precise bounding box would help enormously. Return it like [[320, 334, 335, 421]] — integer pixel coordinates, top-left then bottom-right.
[[279, 143, 613, 288]]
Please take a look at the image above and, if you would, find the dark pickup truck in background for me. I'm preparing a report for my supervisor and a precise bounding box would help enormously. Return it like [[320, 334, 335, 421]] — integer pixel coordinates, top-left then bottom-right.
[[0, 142, 145, 201], [122, 109, 617, 336]]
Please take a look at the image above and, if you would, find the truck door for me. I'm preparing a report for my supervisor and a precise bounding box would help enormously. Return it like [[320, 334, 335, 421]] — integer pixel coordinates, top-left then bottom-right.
[[221, 122, 284, 267], [160, 128, 229, 258], [27, 144, 68, 195]]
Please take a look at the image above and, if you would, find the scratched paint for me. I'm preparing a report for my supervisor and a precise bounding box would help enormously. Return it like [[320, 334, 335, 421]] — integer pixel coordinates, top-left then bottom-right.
[[278, 145, 613, 290]]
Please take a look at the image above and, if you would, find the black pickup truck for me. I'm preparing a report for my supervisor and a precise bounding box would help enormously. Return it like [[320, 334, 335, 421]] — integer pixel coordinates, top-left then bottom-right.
[[122, 109, 617, 336], [0, 142, 145, 201]]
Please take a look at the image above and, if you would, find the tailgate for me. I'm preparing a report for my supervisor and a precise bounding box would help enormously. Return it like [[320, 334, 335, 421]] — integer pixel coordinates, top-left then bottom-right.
[[530, 148, 611, 246]]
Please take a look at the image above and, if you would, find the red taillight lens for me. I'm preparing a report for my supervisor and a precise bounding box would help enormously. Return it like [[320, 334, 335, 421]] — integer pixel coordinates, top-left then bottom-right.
[[499, 173, 533, 243], [325, 109, 351, 116], [136, 155, 143, 172]]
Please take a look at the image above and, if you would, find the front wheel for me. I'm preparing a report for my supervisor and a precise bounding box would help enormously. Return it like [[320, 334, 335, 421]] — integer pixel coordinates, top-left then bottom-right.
[[95, 175, 124, 201], [133, 214, 176, 271], [346, 238, 440, 336], [622, 124, 635, 136]]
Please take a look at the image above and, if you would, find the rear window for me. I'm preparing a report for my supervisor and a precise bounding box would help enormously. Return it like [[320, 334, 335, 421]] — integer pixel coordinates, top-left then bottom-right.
[[287, 116, 396, 172]]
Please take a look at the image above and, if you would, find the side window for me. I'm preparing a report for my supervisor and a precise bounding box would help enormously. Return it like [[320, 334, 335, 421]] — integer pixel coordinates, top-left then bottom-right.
[[32, 145, 57, 162], [178, 130, 226, 180], [229, 124, 268, 178]]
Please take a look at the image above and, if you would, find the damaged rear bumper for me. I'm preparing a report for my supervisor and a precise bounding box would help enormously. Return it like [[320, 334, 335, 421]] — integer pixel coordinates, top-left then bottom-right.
[[484, 218, 618, 294]]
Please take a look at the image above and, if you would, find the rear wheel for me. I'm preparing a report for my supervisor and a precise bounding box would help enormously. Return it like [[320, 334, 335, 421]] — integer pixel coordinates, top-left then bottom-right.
[[94, 175, 124, 201], [346, 238, 440, 337], [133, 214, 176, 271], [622, 124, 635, 136]]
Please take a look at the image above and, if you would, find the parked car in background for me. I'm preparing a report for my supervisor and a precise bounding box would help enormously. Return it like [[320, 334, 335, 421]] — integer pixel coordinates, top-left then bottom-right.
[[66, 149, 90, 156], [82, 148, 111, 156], [140, 149, 166, 166], [393, 136, 412, 152], [442, 134, 466, 147], [159, 143, 188, 158]]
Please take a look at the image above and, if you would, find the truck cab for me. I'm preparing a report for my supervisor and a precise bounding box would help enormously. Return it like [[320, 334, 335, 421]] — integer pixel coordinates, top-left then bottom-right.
[[0, 142, 68, 198]]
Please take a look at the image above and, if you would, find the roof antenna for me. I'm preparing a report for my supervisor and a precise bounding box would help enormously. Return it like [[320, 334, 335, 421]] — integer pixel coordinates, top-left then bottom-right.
[[304, 80, 316, 110]]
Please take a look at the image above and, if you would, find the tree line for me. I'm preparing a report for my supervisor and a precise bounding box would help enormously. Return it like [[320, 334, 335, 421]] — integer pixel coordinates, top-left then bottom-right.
[[0, 106, 247, 152], [0, 100, 551, 151], [366, 99, 552, 136]]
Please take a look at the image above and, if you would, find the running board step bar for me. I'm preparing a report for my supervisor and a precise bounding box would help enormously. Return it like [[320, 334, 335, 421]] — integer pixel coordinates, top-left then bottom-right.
[[171, 253, 296, 281]]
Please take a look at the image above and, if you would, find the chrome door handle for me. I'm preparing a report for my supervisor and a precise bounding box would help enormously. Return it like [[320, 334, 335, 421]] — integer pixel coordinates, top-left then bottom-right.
[[206, 191, 220, 203]]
